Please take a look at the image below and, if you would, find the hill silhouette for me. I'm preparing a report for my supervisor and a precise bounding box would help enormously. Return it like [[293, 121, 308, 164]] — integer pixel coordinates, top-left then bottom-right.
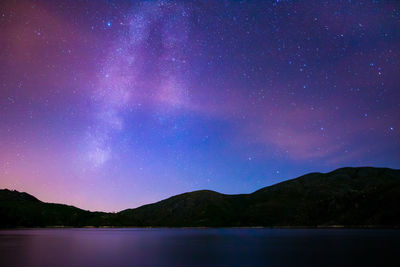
[[1, 167, 399, 227]]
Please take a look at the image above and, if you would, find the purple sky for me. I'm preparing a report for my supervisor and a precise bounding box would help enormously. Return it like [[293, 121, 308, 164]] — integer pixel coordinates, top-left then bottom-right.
[[0, 0, 399, 212]]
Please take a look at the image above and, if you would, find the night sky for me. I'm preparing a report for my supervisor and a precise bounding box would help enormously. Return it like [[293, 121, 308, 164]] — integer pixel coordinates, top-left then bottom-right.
[[1, 0, 399, 211]]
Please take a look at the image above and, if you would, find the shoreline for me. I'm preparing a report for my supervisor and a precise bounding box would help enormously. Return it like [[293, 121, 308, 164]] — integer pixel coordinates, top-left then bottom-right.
[[1, 225, 399, 230]]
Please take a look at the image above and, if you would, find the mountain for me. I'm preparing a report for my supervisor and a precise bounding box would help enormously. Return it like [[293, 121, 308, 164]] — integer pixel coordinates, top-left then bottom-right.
[[1, 167, 400, 227], [0, 189, 110, 227]]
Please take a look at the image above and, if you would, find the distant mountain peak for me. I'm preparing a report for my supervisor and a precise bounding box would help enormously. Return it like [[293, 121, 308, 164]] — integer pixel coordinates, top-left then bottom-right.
[[1, 166, 399, 227], [0, 189, 41, 203]]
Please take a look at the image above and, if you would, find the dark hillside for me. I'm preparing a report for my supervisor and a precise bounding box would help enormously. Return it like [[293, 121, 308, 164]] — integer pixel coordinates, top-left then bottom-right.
[[1, 167, 399, 227]]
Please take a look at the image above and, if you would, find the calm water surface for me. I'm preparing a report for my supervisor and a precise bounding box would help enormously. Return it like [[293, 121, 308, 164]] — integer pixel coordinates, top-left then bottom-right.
[[0, 228, 399, 267]]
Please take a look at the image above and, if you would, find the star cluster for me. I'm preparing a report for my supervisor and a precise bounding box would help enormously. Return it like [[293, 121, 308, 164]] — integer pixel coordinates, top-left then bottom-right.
[[0, 0, 399, 211]]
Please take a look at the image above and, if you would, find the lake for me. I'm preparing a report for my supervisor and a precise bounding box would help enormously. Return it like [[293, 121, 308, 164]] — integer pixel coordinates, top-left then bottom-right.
[[0, 228, 399, 266]]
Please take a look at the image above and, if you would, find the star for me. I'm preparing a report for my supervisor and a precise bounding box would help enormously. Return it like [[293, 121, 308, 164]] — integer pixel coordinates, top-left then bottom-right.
[[0, 0, 399, 212]]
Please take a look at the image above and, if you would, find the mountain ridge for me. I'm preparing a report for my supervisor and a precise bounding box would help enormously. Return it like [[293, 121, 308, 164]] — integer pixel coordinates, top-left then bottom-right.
[[1, 166, 399, 227]]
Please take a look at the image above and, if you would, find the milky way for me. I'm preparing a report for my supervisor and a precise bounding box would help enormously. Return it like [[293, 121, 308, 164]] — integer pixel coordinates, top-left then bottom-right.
[[1, 1, 399, 211]]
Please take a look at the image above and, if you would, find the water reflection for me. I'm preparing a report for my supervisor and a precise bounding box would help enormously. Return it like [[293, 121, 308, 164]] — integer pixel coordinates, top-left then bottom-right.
[[0, 228, 399, 267]]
